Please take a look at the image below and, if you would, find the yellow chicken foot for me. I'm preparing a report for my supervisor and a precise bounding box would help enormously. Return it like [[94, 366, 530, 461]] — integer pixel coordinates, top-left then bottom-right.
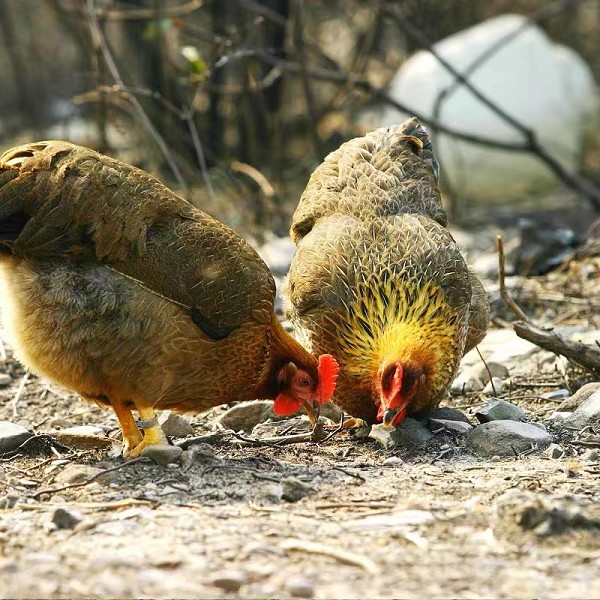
[[112, 401, 143, 457], [128, 405, 169, 458]]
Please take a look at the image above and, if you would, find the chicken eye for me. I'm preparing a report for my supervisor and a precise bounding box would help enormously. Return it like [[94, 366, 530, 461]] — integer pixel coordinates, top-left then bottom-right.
[[298, 376, 311, 387]]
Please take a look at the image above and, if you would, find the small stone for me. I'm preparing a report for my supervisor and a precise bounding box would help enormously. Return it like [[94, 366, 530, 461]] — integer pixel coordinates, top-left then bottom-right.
[[475, 398, 526, 423], [561, 391, 600, 431], [559, 383, 600, 411], [318, 401, 344, 424], [450, 374, 484, 395], [483, 377, 504, 396], [392, 418, 434, 448], [51, 507, 82, 530], [369, 424, 397, 449], [466, 420, 552, 457], [217, 401, 277, 432], [549, 411, 573, 421], [54, 426, 114, 450], [140, 444, 183, 466], [0, 373, 12, 387], [158, 412, 195, 437], [580, 449, 598, 462], [182, 443, 217, 467], [48, 418, 73, 429], [286, 577, 315, 598], [0, 494, 19, 509], [428, 418, 473, 435], [428, 407, 473, 425], [0, 421, 33, 454], [544, 443, 564, 459], [383, 456, 403, 466], [472, 362, 510, 383], [541, 389, 570, 401], [210, 570, 246, 592], [54, 464, 116, 485], [281, 477, 311, 502], [261, 483, 283, 502]]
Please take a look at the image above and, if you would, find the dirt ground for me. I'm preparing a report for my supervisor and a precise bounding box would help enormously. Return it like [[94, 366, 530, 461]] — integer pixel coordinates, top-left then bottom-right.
[[1, 239, 599, 599]]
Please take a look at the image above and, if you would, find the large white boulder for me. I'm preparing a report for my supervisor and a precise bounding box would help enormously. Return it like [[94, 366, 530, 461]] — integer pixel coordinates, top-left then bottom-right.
[[376, 14, 598, 201]]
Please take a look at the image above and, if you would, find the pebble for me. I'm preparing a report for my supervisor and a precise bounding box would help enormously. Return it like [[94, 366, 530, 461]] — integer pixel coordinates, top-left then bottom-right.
[[182, 443, 217, 467], [561, 391, 600, 431], [51, 507, 82, 530], [158, 412, 195, 437], [261, 483, 284, 502], [53, 426, 114, 450], [580, 449, 599, 461], [383, 456, 403, 466], [466, 420, 552, 457], [428, 407, 473, 425], [210, 570, 247, 593], [0, 373, 12, 387], [548, 411, 573, 421], [281, 477, 311, 502], [217, 400, 277, 432], [450, 374, 485, 395], [0, 421, 33, 454], [428, 418, 473, 435], [471, 362, 510, 383], [48, 418, 73, 429], [286, 577, 316, 598], [544, 443, 565, 459], [54, 463, 117, 485], [541, 389, 570, 401], [141, 444, 183, 466], [483, 377, 504, 395], [559, 382, 600, 412], [370, 418, 433, 449], [475, 398, 525, 423]]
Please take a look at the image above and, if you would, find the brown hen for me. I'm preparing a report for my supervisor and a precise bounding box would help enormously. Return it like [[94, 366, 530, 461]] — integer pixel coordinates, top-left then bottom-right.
[[0, 141, 338, 456], [284, 118, 489, 427]]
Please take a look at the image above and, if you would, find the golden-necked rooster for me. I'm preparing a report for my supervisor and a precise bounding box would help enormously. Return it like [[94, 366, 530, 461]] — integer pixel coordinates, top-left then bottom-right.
[[284, 118, 489, 427], [0, 141, 338, 457]]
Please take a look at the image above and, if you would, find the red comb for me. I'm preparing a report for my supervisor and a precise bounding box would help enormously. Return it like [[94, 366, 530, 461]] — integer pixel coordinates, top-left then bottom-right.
[[273, 391, 301, 416], [317, 354, 339, 404]]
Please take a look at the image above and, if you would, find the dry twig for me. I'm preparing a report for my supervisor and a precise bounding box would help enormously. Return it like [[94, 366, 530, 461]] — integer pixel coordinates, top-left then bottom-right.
[[280, 538, 380, 574], [31, 457, 149, 500]]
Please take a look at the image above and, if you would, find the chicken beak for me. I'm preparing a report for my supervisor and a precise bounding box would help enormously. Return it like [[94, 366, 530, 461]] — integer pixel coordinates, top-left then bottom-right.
[[302, 400, 320, 425], [382, 408, 399, 429]]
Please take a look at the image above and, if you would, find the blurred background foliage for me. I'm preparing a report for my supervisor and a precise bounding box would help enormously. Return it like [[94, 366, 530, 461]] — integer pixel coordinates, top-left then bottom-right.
[[0, 0, 598, 240]]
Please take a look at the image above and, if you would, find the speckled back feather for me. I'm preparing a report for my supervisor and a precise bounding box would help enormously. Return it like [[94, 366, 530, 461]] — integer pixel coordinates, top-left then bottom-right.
[[285, 118, 490, 422]]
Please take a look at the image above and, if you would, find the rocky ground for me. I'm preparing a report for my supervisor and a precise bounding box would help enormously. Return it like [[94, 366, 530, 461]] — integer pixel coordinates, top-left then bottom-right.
[[1, 223, 599, 599]]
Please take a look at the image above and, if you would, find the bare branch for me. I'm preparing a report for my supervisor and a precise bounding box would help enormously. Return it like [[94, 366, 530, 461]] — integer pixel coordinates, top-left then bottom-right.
[[214, 48, 600, 211], [85, 0, 185, 186]]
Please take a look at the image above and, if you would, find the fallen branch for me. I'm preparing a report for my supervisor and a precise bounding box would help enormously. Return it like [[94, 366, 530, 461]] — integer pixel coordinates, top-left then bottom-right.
[[513, 321, 600, 377], [496, 235, 531, 322]]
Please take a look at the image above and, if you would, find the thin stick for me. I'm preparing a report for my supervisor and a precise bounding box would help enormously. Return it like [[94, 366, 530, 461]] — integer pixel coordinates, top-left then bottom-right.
[[85, 0, 185, 186], [31, 457, 149, 500], [280, 538, 380, 574], [497, 235, 530, 322], [475, 347, 497, 395], [11, 372, 30, 419]]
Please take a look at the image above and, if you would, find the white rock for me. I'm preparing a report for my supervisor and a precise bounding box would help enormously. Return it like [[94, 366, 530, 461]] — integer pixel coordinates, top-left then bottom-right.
[[483, 377, 504, 396], [0, 421, 33, 454], [561, 391, 600, 431], [371, 14, 598, 202]]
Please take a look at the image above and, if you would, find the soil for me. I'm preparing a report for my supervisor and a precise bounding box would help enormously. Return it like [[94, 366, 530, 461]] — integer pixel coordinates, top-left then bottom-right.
[[0, 240, 599, 599]]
